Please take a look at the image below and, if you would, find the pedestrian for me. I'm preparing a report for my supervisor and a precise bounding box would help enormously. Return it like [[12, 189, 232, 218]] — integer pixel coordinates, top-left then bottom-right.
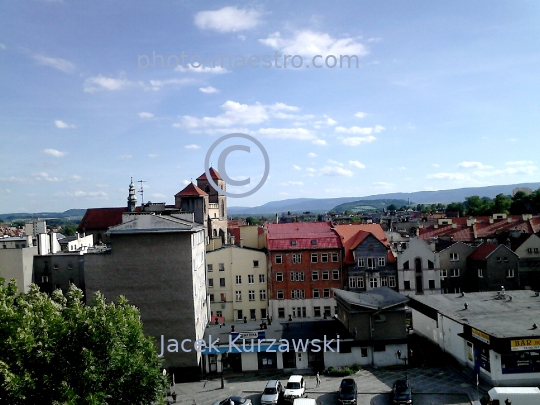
[[315, 372, 321, 388]]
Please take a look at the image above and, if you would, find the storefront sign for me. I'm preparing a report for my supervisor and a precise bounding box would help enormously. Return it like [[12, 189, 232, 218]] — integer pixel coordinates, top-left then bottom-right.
[[472, 328, 490, 345], [231, 330, 266, 340], [510, 338, 540, 351]]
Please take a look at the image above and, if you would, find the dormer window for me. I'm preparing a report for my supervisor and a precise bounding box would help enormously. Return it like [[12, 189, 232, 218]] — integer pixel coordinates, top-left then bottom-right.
[[291, 240, 297, 246], [311, 239, 317, 245]]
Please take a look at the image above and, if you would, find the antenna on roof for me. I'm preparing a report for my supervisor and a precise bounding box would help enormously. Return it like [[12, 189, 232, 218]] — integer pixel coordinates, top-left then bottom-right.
[[138, 180, 146, 204]]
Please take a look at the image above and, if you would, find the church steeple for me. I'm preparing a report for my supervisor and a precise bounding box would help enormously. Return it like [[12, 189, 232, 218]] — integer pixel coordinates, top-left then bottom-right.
[[127, 177, 137, 212]]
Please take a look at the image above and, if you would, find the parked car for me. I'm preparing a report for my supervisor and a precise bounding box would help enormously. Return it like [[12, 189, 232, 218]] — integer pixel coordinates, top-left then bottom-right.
[[392, 379, 412, 405], [212, 396, 252, 405], [283, 375, 306, 403], [338, 378, 357, 405], [261, 380, 284, 405]]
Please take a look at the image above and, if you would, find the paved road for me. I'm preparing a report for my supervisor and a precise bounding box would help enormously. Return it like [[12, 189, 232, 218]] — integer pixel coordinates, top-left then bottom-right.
[[167, 366, 481, 405]]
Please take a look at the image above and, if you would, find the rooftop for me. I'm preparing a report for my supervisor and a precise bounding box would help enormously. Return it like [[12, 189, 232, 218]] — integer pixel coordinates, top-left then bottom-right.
[[266, 222, 342, 250], [333, 287, 409, 310]]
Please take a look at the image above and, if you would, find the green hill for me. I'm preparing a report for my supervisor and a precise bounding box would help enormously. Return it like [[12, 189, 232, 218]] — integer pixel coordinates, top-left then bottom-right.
[[332, 199, 410, 213]]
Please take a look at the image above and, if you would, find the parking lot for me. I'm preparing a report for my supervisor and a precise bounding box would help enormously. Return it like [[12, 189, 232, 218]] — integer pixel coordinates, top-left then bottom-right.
[[167, 366, 480, 405]]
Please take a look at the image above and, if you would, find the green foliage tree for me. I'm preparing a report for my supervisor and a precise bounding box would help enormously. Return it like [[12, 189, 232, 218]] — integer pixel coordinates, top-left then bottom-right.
[[245, 216, 259, 225], [0, 280, 167, 405], [446, 202, 465, 217], [387, 204, 397, 211]]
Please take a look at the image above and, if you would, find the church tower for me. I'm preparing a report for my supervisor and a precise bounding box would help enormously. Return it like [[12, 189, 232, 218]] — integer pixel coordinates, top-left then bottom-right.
[[127, 177, 137, 212], [196, 168, 228, 246]]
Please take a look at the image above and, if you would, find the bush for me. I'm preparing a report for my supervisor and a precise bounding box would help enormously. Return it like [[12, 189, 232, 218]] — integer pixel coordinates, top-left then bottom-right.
[[325, 364, 361, 376]]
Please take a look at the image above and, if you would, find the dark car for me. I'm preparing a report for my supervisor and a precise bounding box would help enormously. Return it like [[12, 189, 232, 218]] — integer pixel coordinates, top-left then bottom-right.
[[212, 396, 252, 405], [392, 379, 412, 405], [338, 378, 357, 405]]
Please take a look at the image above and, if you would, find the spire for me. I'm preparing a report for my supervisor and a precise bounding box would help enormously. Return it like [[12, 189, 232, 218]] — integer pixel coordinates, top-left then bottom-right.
[[127, 177, 137, 212]]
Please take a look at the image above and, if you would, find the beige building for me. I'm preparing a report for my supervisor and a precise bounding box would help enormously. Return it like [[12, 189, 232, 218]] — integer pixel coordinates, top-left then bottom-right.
[[206, 245, 268, 322], [0, 239, 37, 292]]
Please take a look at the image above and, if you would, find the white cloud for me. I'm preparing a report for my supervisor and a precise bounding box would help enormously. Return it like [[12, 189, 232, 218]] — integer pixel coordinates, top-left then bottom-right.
[[148, 78, 194, 90], [335, 125, 385, 134], [34, 172, 62, 182], [199, 86, 219, 94], [194, 6, 261, 32], [259, 30, 368, 59], [457, 161, 493, 170], [427, 172, 470, 181], [278, 181, 304, 186], [148, 154, 159, 158], [55, 190, 108, 198], [327, 159, 344, 166], [506, 160, 534, 166], [256, 127, 316, 141], [175, 65, 229, 74], [33, 54, 75, 73], [308, 153, 317, 158], [84, 74, 136, 93], [181, 101, 299, 128], [119, 154, 132, 160], [293, 165, 302, 171], [182, 180, 191, 186], [341, 135, 376, 146], [354, 112, 366, 118], [349, 160, 365, 169], [139, 112, 154, 118], [313, 116, 336, 128], [43, 148, 67, 157], [312, 139, 327, 145], [54, 120, 76, 129], [318, 166, 353, 177], [185, 144, 201, 149]]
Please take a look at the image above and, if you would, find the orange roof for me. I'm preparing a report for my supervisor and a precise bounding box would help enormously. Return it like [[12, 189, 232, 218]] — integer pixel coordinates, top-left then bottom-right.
[[333, 224, 394, 264], [175, 183, 208, 197], [197, 167, 222, 181]]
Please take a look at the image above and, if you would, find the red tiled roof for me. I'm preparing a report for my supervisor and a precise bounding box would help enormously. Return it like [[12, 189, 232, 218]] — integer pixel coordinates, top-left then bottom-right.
[[197, 167, 221, 181], [77, 207, 139, 231], [266, 222, 342, 250], [228, 227, 241, 244], [468, 243, 499, 260], [175, 183, 208, 197], [334, 224, 394, 264]]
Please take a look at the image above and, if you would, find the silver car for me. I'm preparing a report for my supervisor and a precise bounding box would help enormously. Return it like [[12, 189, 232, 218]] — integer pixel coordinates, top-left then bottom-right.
[[261, 380, 283, 405]]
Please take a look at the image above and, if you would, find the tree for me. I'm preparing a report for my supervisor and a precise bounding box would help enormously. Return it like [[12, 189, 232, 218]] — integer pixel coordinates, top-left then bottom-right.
[[245, 216, 259, 225], [0, 280, 167, 404]]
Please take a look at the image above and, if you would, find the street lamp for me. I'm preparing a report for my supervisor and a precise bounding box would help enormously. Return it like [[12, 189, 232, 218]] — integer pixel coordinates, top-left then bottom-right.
[[396, 349, 411, 379]]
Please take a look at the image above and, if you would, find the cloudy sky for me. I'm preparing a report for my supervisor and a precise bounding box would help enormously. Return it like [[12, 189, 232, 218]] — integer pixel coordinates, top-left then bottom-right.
[[1, 1, 539, 213]]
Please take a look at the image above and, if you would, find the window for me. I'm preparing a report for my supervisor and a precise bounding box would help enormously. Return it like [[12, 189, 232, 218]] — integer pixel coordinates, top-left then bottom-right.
[[404, 280, 411, 290], [248, 274, 254, 284], [311, 253, 318, 263], [276, 272, 283, 282], [388, 276, 396, 287], [478, 268, 484, 278], [440, 269, 447, 278], [324, 306, 331, 316], [278, 308, 285, 318], [250, 309, 256, 320], [321, 253, 328, 263], [450, 253, 459, 261], [504, 257, 508, 262], [209, 294, 215, 302], [332, 252, 339, 262], [236, 275, 242, 285], [291, 289, 305, 299], [427, 260, 434, 269], [535, 248, 539, 253], [506, 269, 515, 278], [216, 310, 223, 317], [221, 293, 226, 302], [403, 260, 409, 270], [249, 290, 255, 301], [291, 271, 305, 282], [367, 257, 376, 269], [322, 271, 329, 280], [253, 260, 259, 267], [428, 279, 435, 289], [314, 306, 321, 317], [349, 277, 357, 288], [220, 278, 226, 287], [208, 278, 214, 288], [451, 268, 460, 277], [323, 288, 330, 298], [369, 277, 378, 288], [237, 310, 243, 320], [275, 255, 282, 264], [235, 291, 242, 301], [313, 289, 320, 298], [207, 264, 213, 272], [261, 309, 267, 319], [312, 271, 319, 281], [219, 263, 225, 271], [332, 270, 339, 280], [358, 258, 365, 267], [260, 290, 266, 300], [276, 290, 284, 299], [361, 348, 368, 357], [381, 276, 388, 286], [259, 274, 265, 283], [311, 239, 317, 245], [291, 240, 297, 246], [292, 253, 302, 264], [378, 257, 385, 266], [497, 257, 501, 263], [41, 276, 49, 283]]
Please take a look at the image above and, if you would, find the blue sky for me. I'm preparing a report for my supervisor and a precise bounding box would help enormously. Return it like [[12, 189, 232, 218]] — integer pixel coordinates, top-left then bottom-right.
[[1, 1, 539, 213]]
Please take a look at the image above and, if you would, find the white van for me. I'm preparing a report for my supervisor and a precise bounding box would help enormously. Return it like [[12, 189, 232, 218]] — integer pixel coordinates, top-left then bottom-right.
[[480, 387, 540, 405], [293, 398, 316, 405]]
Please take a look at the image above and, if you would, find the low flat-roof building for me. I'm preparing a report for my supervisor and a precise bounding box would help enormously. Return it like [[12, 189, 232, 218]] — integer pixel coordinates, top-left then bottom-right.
[[409, 290, 540, 386]]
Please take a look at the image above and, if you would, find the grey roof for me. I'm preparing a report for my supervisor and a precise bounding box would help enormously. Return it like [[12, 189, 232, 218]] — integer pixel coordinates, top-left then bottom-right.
[[410, 291, 540, 339], [332, 287, 409, 310], [107, 213, 203, 234]]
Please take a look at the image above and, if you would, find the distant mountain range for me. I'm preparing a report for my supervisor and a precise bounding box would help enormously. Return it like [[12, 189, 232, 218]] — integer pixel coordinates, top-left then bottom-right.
[[2, 182, 540, 220], [228, 182, 540, 215]]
